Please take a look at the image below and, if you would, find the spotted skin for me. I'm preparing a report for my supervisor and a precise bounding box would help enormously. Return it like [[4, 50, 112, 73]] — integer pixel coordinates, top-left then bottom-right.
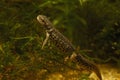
[[37, 15, 102, 80]]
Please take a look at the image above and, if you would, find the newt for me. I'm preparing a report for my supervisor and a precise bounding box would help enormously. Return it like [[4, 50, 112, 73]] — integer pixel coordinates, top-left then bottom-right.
[[37, 15, 102, 80]]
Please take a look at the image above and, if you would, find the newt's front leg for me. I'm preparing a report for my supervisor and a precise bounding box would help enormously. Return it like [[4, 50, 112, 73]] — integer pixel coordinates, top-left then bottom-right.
[[41, 32, 50, 49]]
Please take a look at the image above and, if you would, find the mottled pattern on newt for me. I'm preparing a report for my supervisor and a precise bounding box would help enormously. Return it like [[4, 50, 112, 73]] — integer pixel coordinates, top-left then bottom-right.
[[37, 15, 102, 80]]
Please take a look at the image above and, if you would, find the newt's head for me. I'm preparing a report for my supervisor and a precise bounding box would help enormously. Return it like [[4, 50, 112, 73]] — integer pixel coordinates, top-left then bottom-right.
[[37, 15, 53, 30]]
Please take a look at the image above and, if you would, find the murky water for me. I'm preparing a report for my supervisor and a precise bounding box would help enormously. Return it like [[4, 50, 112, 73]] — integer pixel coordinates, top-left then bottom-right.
[[47, 64, 120, 80], [98, 64, 120, 80]]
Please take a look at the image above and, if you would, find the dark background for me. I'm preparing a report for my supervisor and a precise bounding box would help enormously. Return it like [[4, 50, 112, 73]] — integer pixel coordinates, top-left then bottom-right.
[[0, 0, 120, 79]]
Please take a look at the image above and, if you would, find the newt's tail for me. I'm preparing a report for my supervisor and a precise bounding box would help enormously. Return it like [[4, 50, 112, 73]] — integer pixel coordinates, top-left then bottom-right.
[[70, 52, 102, 80]]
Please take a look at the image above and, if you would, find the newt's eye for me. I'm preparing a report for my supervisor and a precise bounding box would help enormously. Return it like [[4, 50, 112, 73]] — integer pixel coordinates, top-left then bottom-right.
[[41, 19, 45, 23]]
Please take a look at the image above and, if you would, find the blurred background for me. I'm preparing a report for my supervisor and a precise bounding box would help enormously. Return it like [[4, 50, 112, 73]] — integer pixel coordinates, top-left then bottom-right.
[[0, 0, 120, 80]]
